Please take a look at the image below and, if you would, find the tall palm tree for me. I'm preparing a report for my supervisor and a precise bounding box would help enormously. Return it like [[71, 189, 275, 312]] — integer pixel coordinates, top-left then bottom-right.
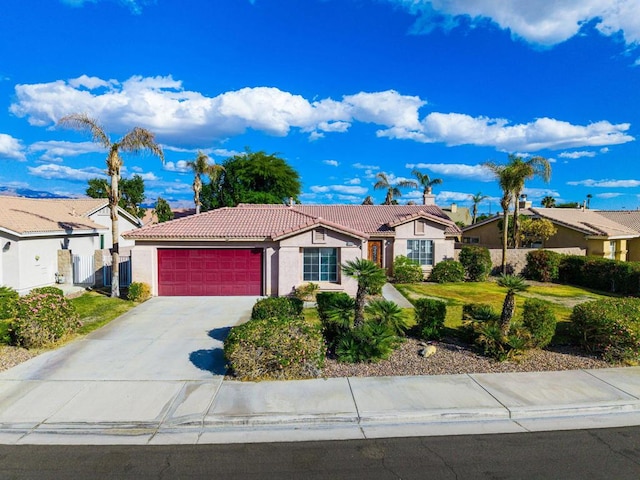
[[470, 192, 488, 224], [187, 151, 224, 214], [497, 274, 529, 336], [341, 258, 387, 328], [373, 172, 416, 205], [508, 155, 551, 248], [482, 160, 520, 274], [586, 193, 593, 209], [541, 196, 556, 208], [58, 113, 164, 298], [411, 169, 442, 204]]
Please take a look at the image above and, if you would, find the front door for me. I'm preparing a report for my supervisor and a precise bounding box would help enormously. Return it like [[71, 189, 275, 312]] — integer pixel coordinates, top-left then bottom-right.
[[367, 240, 383, 268]]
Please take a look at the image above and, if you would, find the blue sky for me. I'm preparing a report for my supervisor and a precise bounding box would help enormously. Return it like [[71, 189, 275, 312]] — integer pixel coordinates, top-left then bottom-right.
[[0, 0, 639, 212]]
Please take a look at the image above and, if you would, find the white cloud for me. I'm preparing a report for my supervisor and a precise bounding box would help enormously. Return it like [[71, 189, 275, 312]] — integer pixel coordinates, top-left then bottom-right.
[[60, 0, 153, 14], [390, 0, 640, 48], [28, 164, 105, 181], [436, 190, 480, 203], [407, 162, 494, 181], [10, 75, 634, 151], [345, 177, 361, 185], [163, 160, 191, 173], [522, 187, 561, 198], [137, 171, 159, 181], [323, 159, 339, 167], [559, 151, 597, 159], [310, 185, 368, 195], [353, 162, 380, 170], [0, 134, 26, 161], [567, 178, 640, 187], [28, 140, 104, 162], [596, 192, 624, 199]]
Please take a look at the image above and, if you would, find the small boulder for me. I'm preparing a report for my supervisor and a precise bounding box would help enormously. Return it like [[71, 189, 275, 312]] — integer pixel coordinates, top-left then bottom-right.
[[419, 345, 437, 358]]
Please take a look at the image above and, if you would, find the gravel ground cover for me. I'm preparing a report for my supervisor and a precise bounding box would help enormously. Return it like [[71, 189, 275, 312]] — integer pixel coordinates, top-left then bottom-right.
[[321, 337, 610, 378], [0, 346, 40, 372]]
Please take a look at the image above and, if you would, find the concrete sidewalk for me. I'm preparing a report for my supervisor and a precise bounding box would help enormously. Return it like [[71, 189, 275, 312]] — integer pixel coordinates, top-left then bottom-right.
[[2, 367, 640, 445]]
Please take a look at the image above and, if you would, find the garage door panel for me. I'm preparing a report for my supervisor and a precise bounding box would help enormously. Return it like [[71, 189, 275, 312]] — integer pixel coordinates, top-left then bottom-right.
[[158, 249, 262, 296]]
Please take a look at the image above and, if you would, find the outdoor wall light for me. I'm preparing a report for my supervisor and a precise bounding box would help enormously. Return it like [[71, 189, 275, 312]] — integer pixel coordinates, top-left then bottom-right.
[[2, 241, 10, 252]]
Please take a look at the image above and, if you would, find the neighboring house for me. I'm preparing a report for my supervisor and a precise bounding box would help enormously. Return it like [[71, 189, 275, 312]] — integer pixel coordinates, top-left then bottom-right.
[[441, 203, 472, 227], [125, 204, 461, 297], [0, 197, 142, 293], [141, 207, 196, 226], [461, 207, 639, 260], [597, 210, 640, 261]]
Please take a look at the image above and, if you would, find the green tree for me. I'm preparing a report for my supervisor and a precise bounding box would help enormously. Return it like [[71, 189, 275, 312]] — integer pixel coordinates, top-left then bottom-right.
[[519, 218, 557, 247], [187, 151, 224, 214], [86, 174, 146, 218], [373, 172, 415, 205], [153, 197, 174, 223], [482, 160, 520, 274], [497, 274, 529, 336], [470, 192, 488, 224], [206, 149, 301, 208], [58, 114, 164, 298], [541, 196, 556, 208], [341, 258, 387, 328], [411, 169, 442, 202], [507, 155, 551, 248]]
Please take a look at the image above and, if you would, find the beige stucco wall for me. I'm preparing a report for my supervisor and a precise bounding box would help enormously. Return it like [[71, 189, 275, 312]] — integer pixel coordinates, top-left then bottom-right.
[[586, 238, 629, 260], [393, 219, 454, 276]]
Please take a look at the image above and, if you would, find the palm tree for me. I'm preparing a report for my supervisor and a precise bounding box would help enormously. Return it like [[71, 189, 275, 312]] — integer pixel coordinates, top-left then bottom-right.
[[365, 299, 408, 335], [470, 192, 488, 224], [482, 160, 520, 274], [497, 274, 529, 336], [541, 196, 556, 208], [58, 113, 164, 298], [373, 172, 416, 205], [508, 155, 551, 248], [187, 151, 224, 214], [411, 169, 442, 204], [586, 193, 593, 209], [341, 258, 387, 327], [362, 195, 374, 205]]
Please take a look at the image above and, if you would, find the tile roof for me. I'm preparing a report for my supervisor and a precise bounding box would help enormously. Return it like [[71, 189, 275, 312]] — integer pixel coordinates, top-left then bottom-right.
[[0, 197, 108, 235], [125, 204, 461, 240], [531, 208, 639, 237], [596, 211, 640, 234]]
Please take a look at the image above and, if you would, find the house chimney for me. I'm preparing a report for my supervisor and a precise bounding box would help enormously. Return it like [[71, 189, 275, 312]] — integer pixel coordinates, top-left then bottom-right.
[[450, 203, 457, 213], [423, 193, 436, 206], [289, 197, 294, 206]]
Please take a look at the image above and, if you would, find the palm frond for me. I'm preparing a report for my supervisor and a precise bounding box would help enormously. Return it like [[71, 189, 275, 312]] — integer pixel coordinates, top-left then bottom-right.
[[57, 113, 110, 148]]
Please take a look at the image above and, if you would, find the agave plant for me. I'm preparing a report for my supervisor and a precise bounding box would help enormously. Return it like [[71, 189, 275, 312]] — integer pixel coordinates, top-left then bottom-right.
[[365, 299, 409, 336]]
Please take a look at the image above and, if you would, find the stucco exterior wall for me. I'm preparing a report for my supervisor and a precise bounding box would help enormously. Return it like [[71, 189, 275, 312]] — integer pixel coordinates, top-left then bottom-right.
[[393, 219, 453, 275], [88, 206, 139, 249]]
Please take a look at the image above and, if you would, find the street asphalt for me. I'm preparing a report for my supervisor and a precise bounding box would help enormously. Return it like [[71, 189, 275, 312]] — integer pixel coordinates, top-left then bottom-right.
[[1, 292, 640, 445]]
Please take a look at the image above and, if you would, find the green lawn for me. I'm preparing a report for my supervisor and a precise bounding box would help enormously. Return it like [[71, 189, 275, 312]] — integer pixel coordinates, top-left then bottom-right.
[[395, 281, 613, 331], [70, 291, 137, 336]]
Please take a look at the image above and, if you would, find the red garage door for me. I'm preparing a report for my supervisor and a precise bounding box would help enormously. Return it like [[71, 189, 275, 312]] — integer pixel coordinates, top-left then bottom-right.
[[158, 249, 263, 296]]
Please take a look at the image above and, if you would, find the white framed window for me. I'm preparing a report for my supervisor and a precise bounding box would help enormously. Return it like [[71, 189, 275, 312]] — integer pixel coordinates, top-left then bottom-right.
[[303, 247, 338, 282], [609, 240, 616, 260], [407, 239, 434, 266]]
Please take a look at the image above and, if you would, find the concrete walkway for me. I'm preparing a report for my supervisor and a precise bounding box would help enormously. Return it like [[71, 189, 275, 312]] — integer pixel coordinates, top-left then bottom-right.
[[1, 297, 640, 445]]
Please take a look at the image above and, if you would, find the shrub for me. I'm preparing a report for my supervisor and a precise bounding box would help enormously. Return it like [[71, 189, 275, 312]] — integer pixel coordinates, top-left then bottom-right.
[[31, 286, 64, 297], [392, 256, 424, 283], [429, 260, 465, 283], [0, 286, 18, 320], [413, 298, 446, 340], [334, 322, 400, 363], [224, 315, 325, 381], [365, 299, 409, 336], [524, 250, 561, 283], [475, 320, 530, 361], [460, 303, 499, 342], [558, 255, 587, 285], [558, 255, 640, 295], [292, 282, 319, 301], [11, 292, 81, 349], [127, 282, 151, 302], [316, 292, 352, 322], [322, 294, 356, 346], [458, 246, 492, 282], [521, 298, 557, 348], [251, 297, 304, 320], [571, 298, 640, 364]]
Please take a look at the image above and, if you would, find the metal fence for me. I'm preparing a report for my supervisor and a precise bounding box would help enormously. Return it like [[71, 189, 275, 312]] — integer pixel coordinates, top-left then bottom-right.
[[102, 255, 132, 287], [72, 255, 95, 286]]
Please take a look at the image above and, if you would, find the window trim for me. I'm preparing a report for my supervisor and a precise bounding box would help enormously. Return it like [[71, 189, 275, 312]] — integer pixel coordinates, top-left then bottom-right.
[[407, 239, 434, 266], [303, 247, 338, 282]]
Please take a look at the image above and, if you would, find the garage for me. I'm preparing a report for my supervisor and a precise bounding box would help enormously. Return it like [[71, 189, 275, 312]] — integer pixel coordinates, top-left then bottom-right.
[[158, 248, 263, 296]]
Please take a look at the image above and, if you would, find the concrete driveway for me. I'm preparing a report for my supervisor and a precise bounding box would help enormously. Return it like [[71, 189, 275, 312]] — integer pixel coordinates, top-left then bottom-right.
[[0, 296, 258, 382]]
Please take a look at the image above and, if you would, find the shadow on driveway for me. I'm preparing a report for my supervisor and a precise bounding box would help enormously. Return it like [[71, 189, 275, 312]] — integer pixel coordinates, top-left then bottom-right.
[[189, 327, 234, 375]]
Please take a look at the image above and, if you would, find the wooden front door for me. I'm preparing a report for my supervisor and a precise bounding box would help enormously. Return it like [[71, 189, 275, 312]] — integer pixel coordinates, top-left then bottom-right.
[[367, 240, 383, 268]]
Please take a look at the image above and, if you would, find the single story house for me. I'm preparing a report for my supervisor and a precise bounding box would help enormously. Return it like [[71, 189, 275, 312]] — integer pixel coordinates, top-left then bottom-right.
[[441, 203, 472, 226], [596, 210, 640, 261], [0, 197, 142, 293], [125, 204, 461, 297], [461, 207, 639, 260]]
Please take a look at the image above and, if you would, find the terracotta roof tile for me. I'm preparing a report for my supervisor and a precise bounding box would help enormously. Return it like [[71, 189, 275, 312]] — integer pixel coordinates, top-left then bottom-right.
[[596, 211, 640, 234], [0, 197, 107, 235], [125, 204, 461, 240], [531, 208, 638, 237]]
